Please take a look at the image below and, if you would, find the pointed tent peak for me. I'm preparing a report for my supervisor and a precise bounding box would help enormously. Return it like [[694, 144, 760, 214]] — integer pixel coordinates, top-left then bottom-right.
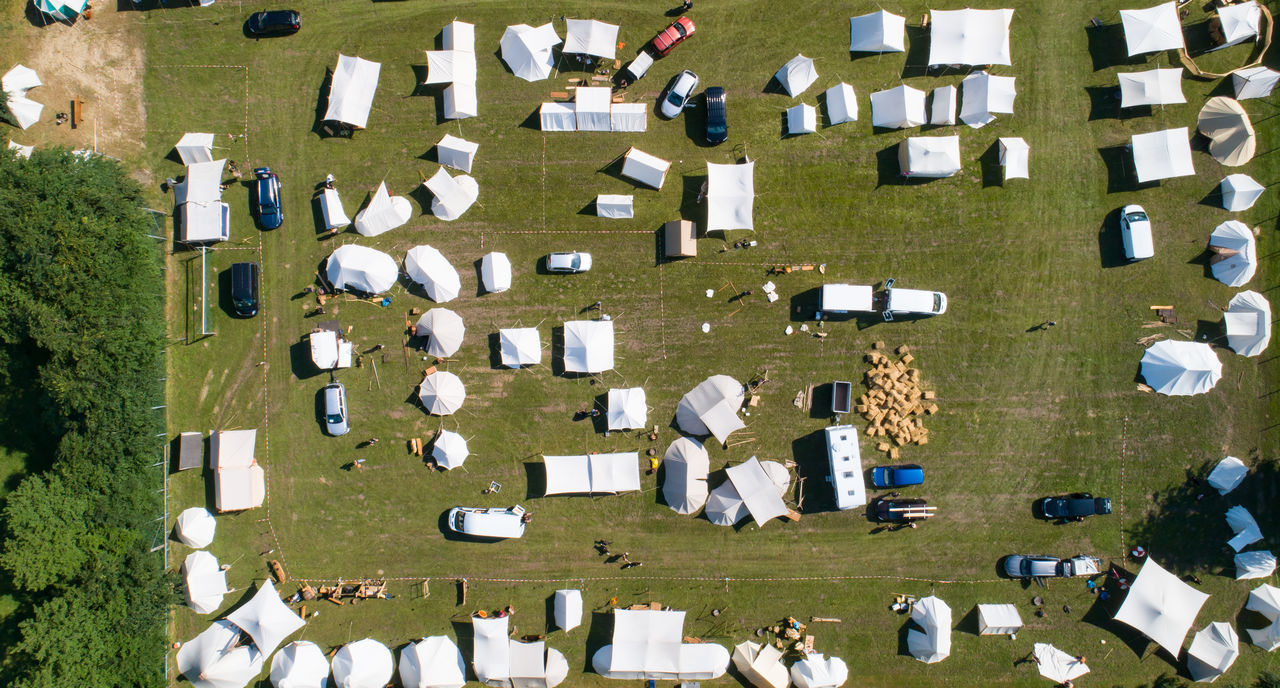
[[415, 308, 466, 358], [1120, 2, 1185, 56], [850, 10, 906, 52], [1139, 339, 1223, 396], [1113, 557, 1211, 655], [1233, 65, 1280, 100], [225, 579, 305, 657], [1225, 289, 1272, 357], [432, 429, 469, 470], [175, 506, 217, 548], [774, 54, 818, 97], [354, 181, 412, 236], [1221, 174, 1265, 212], [418, 369, 466, 416]]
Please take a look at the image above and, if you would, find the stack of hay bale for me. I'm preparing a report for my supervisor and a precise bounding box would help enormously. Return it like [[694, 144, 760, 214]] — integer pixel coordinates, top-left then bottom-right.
[[856, 343, 937, 459]]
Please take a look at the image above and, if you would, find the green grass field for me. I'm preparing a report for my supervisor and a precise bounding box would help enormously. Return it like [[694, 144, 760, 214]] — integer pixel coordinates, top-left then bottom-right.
[[8, 0, 1280, 685]]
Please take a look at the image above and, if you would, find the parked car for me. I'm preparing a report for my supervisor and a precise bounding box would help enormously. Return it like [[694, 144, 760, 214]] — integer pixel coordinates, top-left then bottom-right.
[[660, 70, 700, 119], [1039, 493, 1112, 520], [883, 281, 947, 321], [815, 282, 947, 321], [651, 16, 695, 57], [1003, 554, 1102, 579], [1119, 204, 1153, 262], [229, 262, 260, 318], [246, 10, 301, 38], [546, 252, 592, 273], [253, 167, 283, 229], [705, 86, 727, 144], [322, 382, 349, 436], [872, 497, 933, 522], [446, 505, 528, 540], [872, 464, 924, 488]]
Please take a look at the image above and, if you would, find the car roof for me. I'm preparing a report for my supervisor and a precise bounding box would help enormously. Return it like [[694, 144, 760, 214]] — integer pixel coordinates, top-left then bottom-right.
[[452, 507, 524, 538], [887, 288, 941, 313]]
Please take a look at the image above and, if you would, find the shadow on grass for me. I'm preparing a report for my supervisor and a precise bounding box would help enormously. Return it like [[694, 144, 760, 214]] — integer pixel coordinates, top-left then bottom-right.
[[679, 174, 706, 223], [583, 611, 614, 673], [791, 430, 835, 514], [980, 140, 1003, 188], [1097, 145, 1136, 194], [1086, 23, 1147, 72], [1098, 207, 1129, 268]]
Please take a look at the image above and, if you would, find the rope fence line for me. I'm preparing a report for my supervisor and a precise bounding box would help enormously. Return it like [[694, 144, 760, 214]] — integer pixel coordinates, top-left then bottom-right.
[[483, 230, 655, 235], [288, 574, 1008, 585], [1119, 414, 1129, 562]]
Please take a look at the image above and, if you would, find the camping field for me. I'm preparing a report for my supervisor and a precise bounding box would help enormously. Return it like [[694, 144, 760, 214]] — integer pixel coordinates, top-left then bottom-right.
[[6, 0, 1280, 684]]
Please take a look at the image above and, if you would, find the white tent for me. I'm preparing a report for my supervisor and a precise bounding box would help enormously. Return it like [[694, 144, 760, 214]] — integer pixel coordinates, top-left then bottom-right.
[[554, 590, 583, 632], [512, 640, 569, 688], [1226, 290, 1272, 357], [705, 481, 750, 526], [576, 86, 612, 132], [418, 370, 466, 415], [959, 72, 1016, 129], [705, 161, 755, 232], [1, 64, 41, 94], [415, 308, 466, 357], [1233, 66, 1280, 100], [481, 252, 513, 293], [473, 616, 512, 686], [563, 319, 614, 373], [175, 507, 216, 549], [175, 133, 215, 165], [325, 54, 381, 129], [499, 328, 541, 368], [591, 608, 730, 681], [663, 437, 710, 515], [725, 457, 788, 527], [183, 551, 229, 615], [930, 85, 957, 125], [177, 620, 265, 688], [1131, 128, 1195, 183], [597, 194, 634, 219], [824, 83, 857, 125], [1237, 551, 1277, 579], [1120, 3, 1185, 56], [1208, 456, 1249, 495], [1221, 174, 1265, 212], [999, 138, 1030, 180], [333, 639, 394, 688], [436, 134, 478, 173], [977, 604, 1023, 635], [1209, 220, 1257, 287], [850, 10, 906, 52], [1199, 97, 1257, 167], [676, 375, 745, 443], [1217, 2, 1261, 48], [353, 182, 412, 237], [607, 387, 647, 430], [564, 19, 619, 59], [1115, 558, 1210, 655], [929, 8, 1014, 66], [7, 141, 33, 159], [543, 453, 641, 495], [501, 23, 561, 82], [270, 640, 330, 688], [405, 245, 461, 303], [610, 103, 647, 133], [907, 596, 952, 664], [1140, 340, 1222, 396], [210, 429, 264, 513], [540, 102, 577, 132], [790, 654, 847, 688], [899, 136, 962, 178], [431, 429, 469, 470], [621, 148, 671, 189], [325, 244, 398, 294], [1188, 622, 1239, 682], [423, 167, 479, 221], [1118, 68, 1186, 108], [424, 21, 477, 121], [320, 188, 351, 232], [774, 55, 818, 97], [732, 641, 788, 688], [1247, 584, 1280, 651], [1, 64, 42, 130], [786, 104, 817, 135], [1032, 643, 1090, 684], [400, 636, 465, 688], [5, 95, 42, 130], [871, 84, 927, 129], [175, 159, 230, 243], [474, 616, 568, 688], [226, 580, 305, 657], [1227, 505, 1264, 552]]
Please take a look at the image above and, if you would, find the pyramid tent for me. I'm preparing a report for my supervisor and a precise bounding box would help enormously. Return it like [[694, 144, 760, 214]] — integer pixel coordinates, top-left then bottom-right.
[[930, 85, 957, 125], [1120, 3, 1185, 56], [850, 10, 906, 52], [1, 64, 43, 129], [1233, 66, 1280, 100], [415, 308, 466, 357], [706, 480, 750, 526], [499, 328, 541, 368], [1114, 557, 1210, 655], [1208, 456, 1249, 495], [333, 638, 394, 688], [1227, 505, 1264, 552], [177, 620, 265, 688], [5, 95, 42, 130], [907, 596, 952, 663], [590, 608, 730, 680], [418, 370, 466, 416], [1209, 220, 1257, 287], [353, 182, 412, 236], [1225, 290, 1271, 357], [175, 507, 217, 549], [824, 83, 857, 125], [175, 133, 216, 165], [929, 8, 1014, 65], [1247, 584, 1280, 651], [1032, 643, 1090, 684], [1199, 97, 1256, 166], [871, 84, 927, 129], [999, 138, 1030, 180], [1131, 128, 1194, 183], [597, 194, 634, 219], [774, 55, 818, 97], [607, 387, 647, 430], [480, 252, 513, 293], [436, 134, 479, 173], [732, 641, 789, 688], [320, 187, 351, 231], [1217, 2, 1261, 48], [431, 429, 469, 470], [705, 161, 755, 232], [405, 245, 461, 303], [500, 23, 561, 82], [621, 147, 671, 189], [554, 589, 583, 632], [663, 437, 710, 515], [1140, 340, 1222, 396], [270, 640, 330, 688], [1237, 551, 1277, 579], [226, 580, 306, 657], [977, 604, 1023, 635], [1221, 174, 1265, 212], [423, 167, 479, 221], [786, 104, 818, 135], [399, 636, 465, 688], [959, 72, 1016, 128], [1119, 68, 1186, 108], [564, 19, 619, 59], [183, 551, 229, 615], [676, 375, 746, 443], [899, 136, 962, 178], [563, 319, 615, 373], [324, 55, 381, 129], [326, 244, 398, 294], [790, 653, 848, 688]]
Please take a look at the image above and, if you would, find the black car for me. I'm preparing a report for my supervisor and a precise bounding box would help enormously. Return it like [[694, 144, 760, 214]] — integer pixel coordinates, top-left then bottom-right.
[[246, 10, 301, 38], [253, 167, 283, 230], [872, 497, 933, 523], [705, 87, 727, 144], [1039, 493, 1112, 521], [229, 262, 260, 318]]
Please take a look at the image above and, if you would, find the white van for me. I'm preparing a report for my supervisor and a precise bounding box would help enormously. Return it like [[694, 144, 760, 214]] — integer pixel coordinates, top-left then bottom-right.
[[446, 505, 527, 540], [817, 281, 947, 320]]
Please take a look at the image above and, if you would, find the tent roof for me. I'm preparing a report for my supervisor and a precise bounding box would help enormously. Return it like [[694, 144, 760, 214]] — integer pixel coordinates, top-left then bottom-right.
[[977, 604, 1023, 634], [175, 506, 216, 549], [326, 244, 399, 294], [1118, 68, 1186, 108], [183, 551, 229, 615], [597, 194, 635, 219], [705, 161, 755, 232], [1198, 97, 1256, 167], [960, 72, 1016, 128], [1208, 456, 1249, 495], [554, 589, 583, 632], [564, 19, 619, 59], [1120, 2, 1185, 56], [325, 54, 381, 128], [931, 84, 957, 125], [1188, 622, 1240, 682], [1226, 290, 1272, 357], [399, 636, 465, 688], [405, 245, 461, 303], [663, 437, 710, 515], [226, 580, 305, 657], [175, 159, 226, 206], [786, 104, 817, 135], [1032, 643, 1090, 683], [540, 101, 577, 132], [621, 147, 671, 189], [706, 480, 750, 526], [999, 137, 1030, 180], [675, 375, 746, 442], [417, 370, 466, 415], [850, 10, 906, 52], [899, 136, 962, 178], [431, 429, 469, 470], [501, 23, 561, 82], [575, 86, 612, 132], [1219, 2, 1261, 46], [210, 429, 256, 470], [177, 620, 264, 688], [175, 133, 215, 166], [824, 83, 857, 125], [481, 252, 512, 293], [1227, 505, 1264, 552], [563, 319, 615, 373], [423, 167, 479, 221], [333, 638, 394, 688], [732, 641, 789, 688], [610, 102, 648, 133], [415, 308, 466, 358], [774, 54, 818, 97], [270, 640, 330, 688], [725, 457, 788, 526], [928, 8, 1014, 66], [353, 181, 412, 237], [790, 653, 848, 688], [320, 187, 351, 231], [1221, 173, 1265, 212], [607, 387, 647, 430], [543, 453, 641, 495], [473, 616, 512, 683], [1233, 65, 1280, 100], [1114, 557, 1210, 655], [214, 465, 264, 512], [499, 327, 541, 368], [1209, 219, 1257, 287], [1140, 340, 1222, 396], [592, 609, 729, 680], [436, 133, 478, 173], [2, 63, 42, 95], [1130, 127, 1194, 183], [1237, 550, 1277, 579], [907, 596, 952, 663], [871, 84, 927, 129]]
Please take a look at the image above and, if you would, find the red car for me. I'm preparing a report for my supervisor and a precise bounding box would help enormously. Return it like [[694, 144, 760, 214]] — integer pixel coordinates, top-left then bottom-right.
[[651, 17, 695, 57]]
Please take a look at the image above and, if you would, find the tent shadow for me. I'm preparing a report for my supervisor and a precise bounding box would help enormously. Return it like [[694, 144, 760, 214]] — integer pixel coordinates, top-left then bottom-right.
[[519, 106, 542, 131], [578, 199, 598, 216], [410, 181, 438, 217], [1096, 145, 1135, 194], [449, 620, 477, 680], [1188, 246, 1216, 281], [678, 174, 707, 223], [789, 287, 822, 323], [1098, 207, 1129, 268], [1085, 23, 1145, 72], [597, 155, 633, 186], [790, 430, 835, 514], [1084, 85, 1131, 121], [1081, 592, 1153, 659], [583, 611, 614, 673], [473, 258, 488, 297], [761, 75, 789, 96], [524, 460, 546, 499], [590, 393, 609, 434], [311, 68, 338, 139], [1183, 20, 1216, 56], [956, 606, 981, 635], [900, 26, 931, 78], [1199, 186, 1223, 209], [487, 332, 504, 369], [409, 65, 433, 97], [980, 140, 1003, 188], [897, 617, 916, 658], [419, 144, 441, 164], [289, 337, 324, 381], [876, 143, 938, 188]]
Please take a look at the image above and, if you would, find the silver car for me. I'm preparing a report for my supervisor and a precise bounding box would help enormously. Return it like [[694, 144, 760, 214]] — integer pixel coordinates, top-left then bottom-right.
[[322, 382, 349, 436], [1003, 554, 1101, 579], [660, 70, 699, 119], [546, 252, 592, 273]]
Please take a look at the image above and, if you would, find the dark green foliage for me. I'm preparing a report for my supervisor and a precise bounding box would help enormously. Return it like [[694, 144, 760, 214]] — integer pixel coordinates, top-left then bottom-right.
[[0, 147, 168, 687], [0, 90, 14, 129], [1257, 670, 1280, 688]]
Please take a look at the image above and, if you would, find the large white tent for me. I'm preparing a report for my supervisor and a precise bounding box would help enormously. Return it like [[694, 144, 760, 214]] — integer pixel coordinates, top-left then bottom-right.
[[1114, 557, 1210, 655], [481, 252, 513, 293], [929, 8, 1014, 66], [473, 616, 512, 686], [621, 148, 671, 189], [732, 641, 789, 688], [423, 167, 479, 221], [1118, 68, 1185, 108], [320, 188, 351, 232], [324, 54, 381, 129], [849, 10, 906, 52], [1, 64, 43, 130], [1140, 340, 1222, 396], [899, 136, 962, 178], [1131, 128, 1194, 183], [725, 457, 788, 527], [183, 551, 229, 615], [1233, 66, 1280, 100], [1208, 456, 1249, 495], [1226, 290, 1272, 357], [326, 244, 398, 294], [1199, 97, 1256, 167], [790, 653, 848, 688], [1120, 3, 1185, 56], [473, 616, 569, 688], [597, 194, 634, 219], [676, 375, 746, 443], [175, 159, 230, 243], [540, 102, 576, 132], [177, 620, 264, 688], [1217, 2, 1261, 48], [960, 72, 1016, 128], [610, 103, 648, 132], [210, 429, 264, 513], [576, 86, 612, 132], [907, 596, 952, 663], [333, 638, 394, 688], [563, 319, 614, 373], [270, 640, 330, 688], [501, 23, 561, 82], [424, 21, 477, 120], [400, 636, 466, 688], [591, 608, 730, 681], [824, 83, 857, 125], [931, 85, 957, 125], [1221, 174, 1265, 212], [564, 19, 619, 59], [405, 245, 461, 303], [1227, 505, 1264, 552], [226, 580, 305, 657], [415, 308, 466, 357], [353, 182, 412, 237], [175, 506, 216, 549], [999, 138, 1030, 180], [871, 84, 927, 129], [1246, 584, 1280, 651], [1032, 644, 1090, 684], [786, 104, 818, 135], [705, 161, 755, 232], [499, 328, 541, 368], [418, 370, 466, 415], [175, 133, 215, 165], [607, 387, 647, 430], [553, 589, 583, 632], [774, 55, 818, 97], [436, 134, 478, 173], [663, 437, 710, 515], [977, 604, 1023, 635], [1237, 551, 1277, 580], [431, 429, 469, 470], [543, 453, 641, 495], [1209, 220, 1257, 287], [705, 480, 750, 526]]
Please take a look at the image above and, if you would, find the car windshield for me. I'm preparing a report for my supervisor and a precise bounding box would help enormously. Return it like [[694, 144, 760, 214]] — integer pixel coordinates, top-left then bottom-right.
[[1127, 211, 1148, 223], [933, 294, 943, 311], [666, 89, 685, 106], [326, 413, 343, 424], [454, 511, 466, 530], [569, 255, 581, 269]]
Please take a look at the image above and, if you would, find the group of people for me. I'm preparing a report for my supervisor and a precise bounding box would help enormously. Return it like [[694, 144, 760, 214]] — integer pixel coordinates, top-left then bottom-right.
[[595, 540, 644, 569]]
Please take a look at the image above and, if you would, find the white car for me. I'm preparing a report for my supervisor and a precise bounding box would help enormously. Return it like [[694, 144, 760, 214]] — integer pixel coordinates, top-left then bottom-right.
[[885, 287, 947, 319], [660, 70, 699, 119], [1119, 204, 1153, 262], [546, 252, 592, 273], [446, 505, 527, 540]]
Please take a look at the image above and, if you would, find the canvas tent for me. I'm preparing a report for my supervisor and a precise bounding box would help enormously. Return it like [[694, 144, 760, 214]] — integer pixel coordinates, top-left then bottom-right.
[[1118, 68, 1186, 108], [621, 148, 671, 189], [436, 134, 478, 173], [481, 252, 513, 293], [774, 55, 818, 97], [871, 84, 927, 129], [1114, 557, 1210, 655], [1227, 505, 1264, 552], [183, 551, 229, 615], [977, 604, 1023, 635], [320, 187, 351, 231], [1198, 97, 1256, 167], [849, 10, 906, 52], [553, 590, 583, 632], [423, 21, 477, 120], [1216, 2, 1261, 49], [1, 64, 43, 129], [705, 161, 756, 232], [405, 245, 461, 303], [418, 370, 466, 415], [473, 616, 512, 686], [34, 0, 87, 22], [1131, 128, 1194, 183], [706, 481, 750, 526], [1140, 340, 1222, 396], [564, 19, 619, 59], [270, 641, 330, 688], [1233, 66, 1280, 100], [1237, 551, 1277, 579], [959, 72, 1016, 128], [610, 103, 647, 132], [931, 85, 957, 125], [499, 328, 541, 368], [1221, 174, 1265, 212], [907, 596, 952, 663], [400, 636, 466, 688], [210, 429, 264, 512], [563, 319, 615, 373], [591, 608, 730, 680], [226, 580, 305, 657], [324, 55, 381, 129], [676, 375, 746, 443], [333, 639, 394, 688], [1209, 220, 1257, 287], [665, 220, 697, 258], [790, 654, 848, 688], [1226, 290, 1271, 357], [423, 167, 479, 221], [1033, 644, 1090, 684], [473, 616, 569, 688], [175, 159, 230, 243], [732, 641, 789, 688], [542, 453, 641, 495], [824, 83, 857, 125], [1246, 584, 1280, 651], [177, 620, 265, 688], [175, 133, 215, 165], [575, 86, 612, 132], [725, 457, 788, 527], [999, 138, 1030, 180], [500, 23, 561, 82], [325, 244, 398, 294], [597, 194, 634, 219], [415, 308, 466, 357], [928, 8, 1014, 66], [431, 429, 469, 470], [607, 387, 647, 430], [662, 437, 710, 515], [786, 104, 818, 135], [540, 102, 576, 132], [1208, 456, 1249, 495], [309, 329, 353, 371], [175, 507, 216, 549], [899, 136, 962, 178], [1120, 2, 1185, 56], [353, 182, 412, 236]]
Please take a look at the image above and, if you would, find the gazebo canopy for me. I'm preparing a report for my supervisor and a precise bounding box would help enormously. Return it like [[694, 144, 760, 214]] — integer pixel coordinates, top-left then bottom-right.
[[564, 19, 619, 59], [499, 328, 541, 368], [1113, 557, 1210, 655], [705, 161, 755, 232], [563, 319, 615, 373], [1131, 128, 1194, 183], [1120, 2, 1185, 56], [1118, 68, 1185, 108], [607, 387, 647, 430], [928, 8, 1014, 65]]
